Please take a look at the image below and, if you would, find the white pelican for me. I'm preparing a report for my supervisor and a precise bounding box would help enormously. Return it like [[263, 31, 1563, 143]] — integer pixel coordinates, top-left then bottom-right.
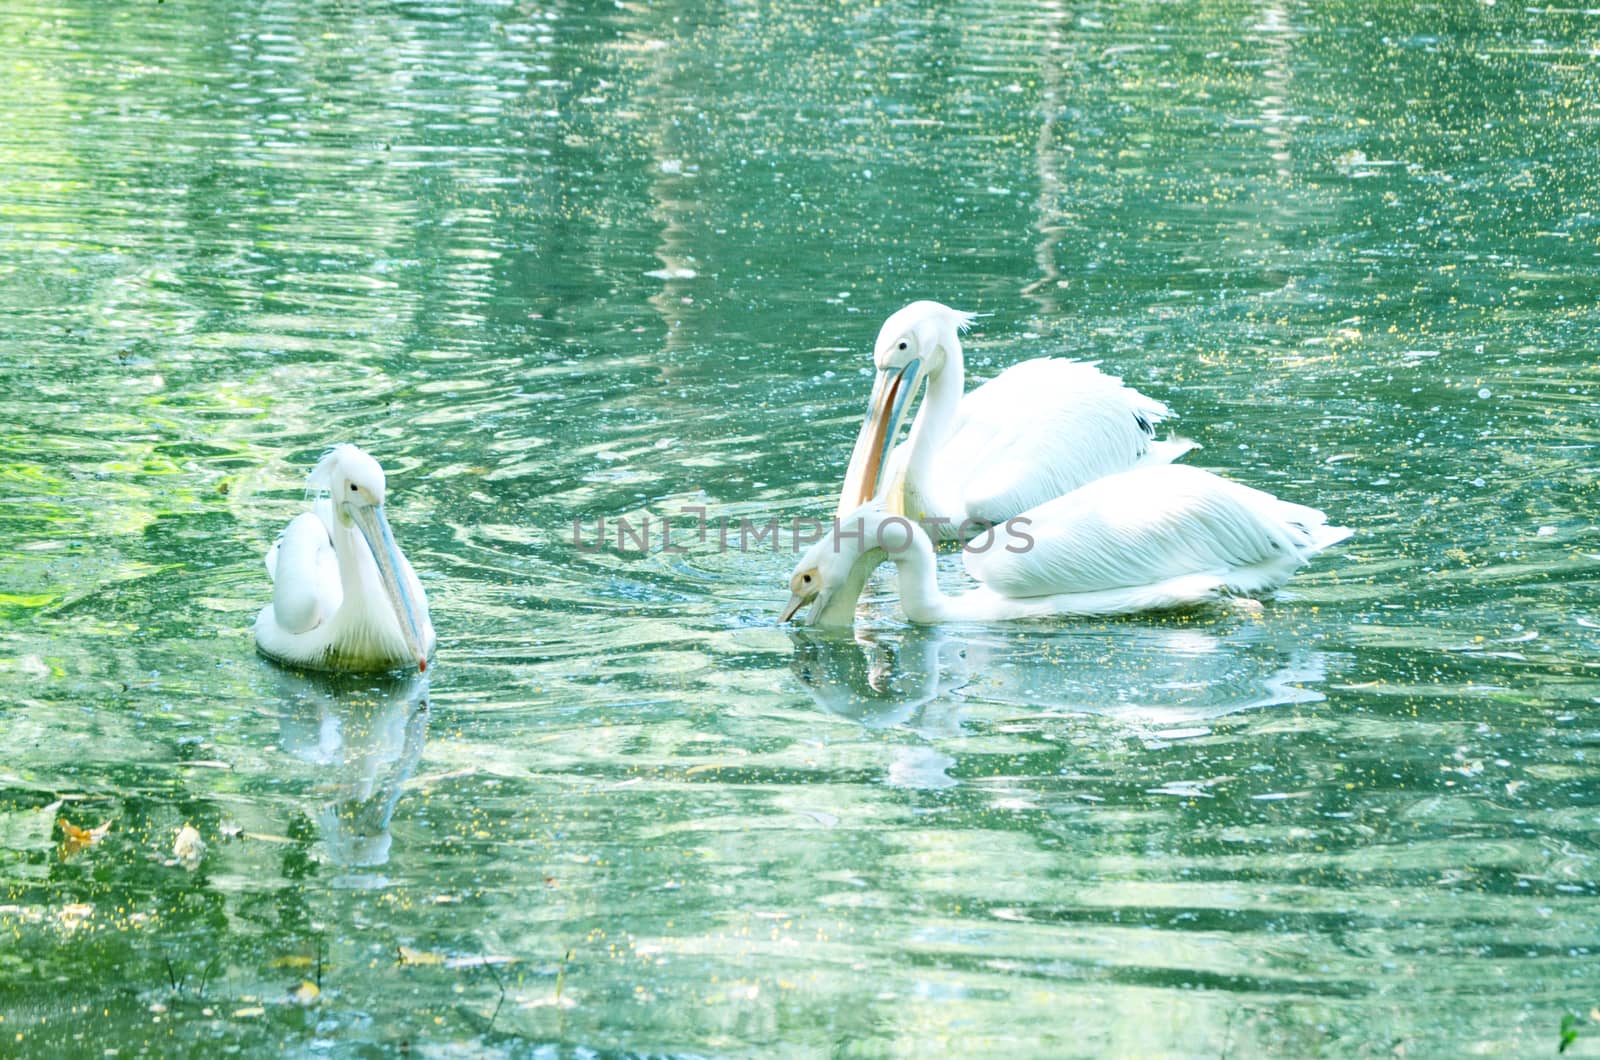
[[784, 463, 1351, 627], [255, 445, 435, 673], [837, 301, 1194, 537]]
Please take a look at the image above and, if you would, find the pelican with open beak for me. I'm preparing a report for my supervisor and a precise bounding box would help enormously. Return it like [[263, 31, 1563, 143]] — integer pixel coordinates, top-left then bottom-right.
[[255, 445, 435, 673]]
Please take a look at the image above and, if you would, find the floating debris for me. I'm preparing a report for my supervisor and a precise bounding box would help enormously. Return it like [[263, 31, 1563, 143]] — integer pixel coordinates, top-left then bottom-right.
[[173, 824, 205, 871]]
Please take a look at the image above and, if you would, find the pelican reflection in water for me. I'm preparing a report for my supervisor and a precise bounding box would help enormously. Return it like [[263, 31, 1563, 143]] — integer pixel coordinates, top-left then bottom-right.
[[959, 623, 1334, 738], [789, 627, 974, 789], [790, 627, 968, 728], [272, 667, 430, 869]]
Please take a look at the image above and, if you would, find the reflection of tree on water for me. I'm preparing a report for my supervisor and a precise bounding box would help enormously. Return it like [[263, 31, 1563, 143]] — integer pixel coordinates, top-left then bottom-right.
[[1022, 0, 1070, 319], [269, 667, 430, 870]]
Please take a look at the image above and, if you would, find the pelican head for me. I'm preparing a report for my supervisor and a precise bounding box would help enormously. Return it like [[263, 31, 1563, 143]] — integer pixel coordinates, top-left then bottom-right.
[[837, 301, 976, 517], [779, 502, 893, 628], [311, 442, 389, 508]]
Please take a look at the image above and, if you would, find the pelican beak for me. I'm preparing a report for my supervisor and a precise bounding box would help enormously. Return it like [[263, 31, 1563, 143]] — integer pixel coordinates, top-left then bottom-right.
[[346, 502, 430, 672], [836, 358, 925, 518], [779, 589, 816, 624]]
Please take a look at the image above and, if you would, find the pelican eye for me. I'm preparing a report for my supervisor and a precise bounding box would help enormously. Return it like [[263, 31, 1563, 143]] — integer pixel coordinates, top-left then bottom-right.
[[897, 341, 907, 351], [350, 483, 358, 492]]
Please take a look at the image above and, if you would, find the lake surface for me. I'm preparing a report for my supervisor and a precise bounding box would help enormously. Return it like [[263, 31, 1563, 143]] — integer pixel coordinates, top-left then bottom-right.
[[2, 0, 1597, 1054]]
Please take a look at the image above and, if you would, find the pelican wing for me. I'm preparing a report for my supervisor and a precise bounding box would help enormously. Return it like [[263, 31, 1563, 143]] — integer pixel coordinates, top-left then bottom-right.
[[936, 359, 1189, 524], [966, 464, 1350, 599], [267, 511, 342, 635]]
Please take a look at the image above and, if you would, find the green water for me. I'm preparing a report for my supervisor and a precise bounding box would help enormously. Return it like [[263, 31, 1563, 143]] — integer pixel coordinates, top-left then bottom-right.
[[2, 0, 1597, 1054]]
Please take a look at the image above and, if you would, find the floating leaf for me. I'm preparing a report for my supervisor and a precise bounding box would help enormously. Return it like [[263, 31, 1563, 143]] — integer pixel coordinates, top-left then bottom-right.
[[397, 946, 445, 967], [288, 980, 320, 1006], [268, 955, 316, 970], [1560, 1013, 1579, 1053], [232, 1006, 265, 1019], [58, 818, 110, 860]]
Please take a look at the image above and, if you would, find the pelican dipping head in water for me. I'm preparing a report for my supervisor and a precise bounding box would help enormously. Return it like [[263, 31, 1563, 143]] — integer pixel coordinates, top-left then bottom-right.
[[255, 445, 435, 673], [787, 464, 1351, 628]]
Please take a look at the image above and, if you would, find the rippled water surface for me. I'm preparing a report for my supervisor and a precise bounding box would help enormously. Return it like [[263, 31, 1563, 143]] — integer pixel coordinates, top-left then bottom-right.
[[2, 0, 1598, 1054]]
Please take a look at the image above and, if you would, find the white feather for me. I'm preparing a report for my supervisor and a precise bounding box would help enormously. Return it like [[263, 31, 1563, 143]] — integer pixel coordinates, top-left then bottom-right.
[[937, 358, 1192, 524], [266, 511, 340, 634], [965, 464, 1351, 607]]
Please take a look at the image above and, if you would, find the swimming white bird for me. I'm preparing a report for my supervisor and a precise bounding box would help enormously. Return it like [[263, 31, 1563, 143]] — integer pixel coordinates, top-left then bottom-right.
[[786, 463, 1351, 627], [836, 301, 1194, 537], [255, 445, 435, 673]]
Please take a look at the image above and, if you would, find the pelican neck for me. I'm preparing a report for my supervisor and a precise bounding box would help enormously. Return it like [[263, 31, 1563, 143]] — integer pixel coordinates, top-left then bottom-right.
[[883, 520, 955, 624], [902, 335, 965, 501]]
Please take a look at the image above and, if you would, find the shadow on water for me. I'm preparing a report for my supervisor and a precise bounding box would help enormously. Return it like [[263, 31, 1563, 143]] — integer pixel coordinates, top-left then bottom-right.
[[263, 665, 430, 878]]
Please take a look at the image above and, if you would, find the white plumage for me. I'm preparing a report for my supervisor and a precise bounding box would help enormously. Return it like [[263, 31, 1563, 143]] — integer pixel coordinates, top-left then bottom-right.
[[836, 301, 1193, 537], [784, 464, 1350, 627], [255, 445, 435, 673]]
